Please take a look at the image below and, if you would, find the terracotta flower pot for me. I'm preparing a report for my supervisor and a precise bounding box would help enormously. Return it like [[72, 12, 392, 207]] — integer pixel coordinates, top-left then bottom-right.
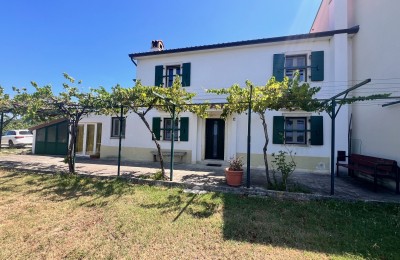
[[225, 168, 243, 187]]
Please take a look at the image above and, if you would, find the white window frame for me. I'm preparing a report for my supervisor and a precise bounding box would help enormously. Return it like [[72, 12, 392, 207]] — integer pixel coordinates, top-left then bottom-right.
[[285, 55, 307, 82], [111, 117, 126, 138], [165, 65, 181, 87], [284, 117, 307, 145], [163, 118, 179, 141]]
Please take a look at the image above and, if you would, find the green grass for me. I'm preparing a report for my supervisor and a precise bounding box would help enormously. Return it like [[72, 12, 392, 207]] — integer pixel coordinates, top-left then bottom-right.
[[0, 147, 31, 155], [0, 169, 399, 259]]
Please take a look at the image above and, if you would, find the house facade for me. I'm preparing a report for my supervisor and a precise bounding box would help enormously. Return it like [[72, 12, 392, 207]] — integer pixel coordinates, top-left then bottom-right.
[[75, 22, 358, 173], [33, 0, 399, 172]]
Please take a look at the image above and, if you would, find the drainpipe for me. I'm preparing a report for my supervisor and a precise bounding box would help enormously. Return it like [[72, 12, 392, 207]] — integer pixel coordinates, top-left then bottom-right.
[[129, 56, 137, 67]]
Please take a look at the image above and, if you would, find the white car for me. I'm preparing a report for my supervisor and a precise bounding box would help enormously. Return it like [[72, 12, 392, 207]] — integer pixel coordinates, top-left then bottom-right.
[[1, 129, 33, 148]]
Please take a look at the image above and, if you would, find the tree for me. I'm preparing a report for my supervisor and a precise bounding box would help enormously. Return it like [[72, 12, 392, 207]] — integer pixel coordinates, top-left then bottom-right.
[[97, 78, 207, 179], [0, 86, 38, 134], [0, 87, 12, 133], [208, 73, 320, 187], [28, 73, 101, 173]]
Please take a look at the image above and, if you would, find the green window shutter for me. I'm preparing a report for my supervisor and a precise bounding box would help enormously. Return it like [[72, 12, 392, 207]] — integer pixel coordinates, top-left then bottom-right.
[[155, 65, 164, 86], [311, 51, 324, 81], [310, 116, 323, 145], [152, 117, 161, 140], [182, 63, 191, 87], [273, 116, 285, 144], [273, 54, 285, 81], [179, 117, 189, 141]]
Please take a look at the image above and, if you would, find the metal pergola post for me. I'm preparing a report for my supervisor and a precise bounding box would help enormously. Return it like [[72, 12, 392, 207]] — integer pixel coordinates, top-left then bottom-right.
[[117, 105, 124, 177], [324, 78, 371, 195], [170, 104, 176, 181], [246, 84, 253, 188], [0, 112, 3, 151], [330, 99, 336, 195]]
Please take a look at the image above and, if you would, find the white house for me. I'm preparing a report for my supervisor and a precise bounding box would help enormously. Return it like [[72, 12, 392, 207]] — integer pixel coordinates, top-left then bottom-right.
[[32, 0, 399, 173]]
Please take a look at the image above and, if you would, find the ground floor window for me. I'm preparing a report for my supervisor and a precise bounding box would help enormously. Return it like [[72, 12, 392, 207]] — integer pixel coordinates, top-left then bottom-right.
[[273, 115, 323, 145], [111, 117, 126, 138], [163, 118, 179, 141], [285, 117, 307, 144], [152, 117, 189, 142]]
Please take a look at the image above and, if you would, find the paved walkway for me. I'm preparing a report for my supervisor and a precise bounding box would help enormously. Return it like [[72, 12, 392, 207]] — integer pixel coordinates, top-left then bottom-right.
[[0, 154, 399, 203]]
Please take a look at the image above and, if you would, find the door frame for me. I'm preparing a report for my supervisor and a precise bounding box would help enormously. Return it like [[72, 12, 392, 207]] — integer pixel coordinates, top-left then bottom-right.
[[76, 123, 101, 156]]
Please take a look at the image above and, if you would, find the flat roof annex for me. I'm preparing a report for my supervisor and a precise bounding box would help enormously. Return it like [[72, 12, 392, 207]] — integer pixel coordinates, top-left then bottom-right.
[[129, 25, 359, 59]]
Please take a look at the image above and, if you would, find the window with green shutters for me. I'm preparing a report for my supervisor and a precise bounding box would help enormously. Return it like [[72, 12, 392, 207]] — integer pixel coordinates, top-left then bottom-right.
[[272, 51, 324, 82], [273, 115, 323, 145], [152, 117, 189, 141], [154, 63, 191, 87]]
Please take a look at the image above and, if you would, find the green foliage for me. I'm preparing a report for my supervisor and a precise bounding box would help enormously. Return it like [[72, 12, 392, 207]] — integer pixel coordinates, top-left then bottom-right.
[[208, 72, 321, 118], [0, 86, 11, 112], [2, 118, 31, 132], [96, 77, 208, 118], [26, 73, 102, 173], [207, 72, 320, 187], [271, 150, 296, 191], [97, 78, 208, 179]]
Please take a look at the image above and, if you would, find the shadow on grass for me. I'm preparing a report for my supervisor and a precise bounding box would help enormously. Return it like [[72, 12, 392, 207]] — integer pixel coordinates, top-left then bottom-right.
[[221, 193, 400, 259], [140, 192, 221, 221], [22, 173, 133, 207]]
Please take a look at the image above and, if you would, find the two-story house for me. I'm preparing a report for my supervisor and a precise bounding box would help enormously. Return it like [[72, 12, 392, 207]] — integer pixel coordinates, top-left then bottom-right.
[[32, 0, 399, 173]]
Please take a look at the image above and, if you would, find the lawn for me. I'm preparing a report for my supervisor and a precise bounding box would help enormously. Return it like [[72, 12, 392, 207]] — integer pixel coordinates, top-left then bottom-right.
[[0, 169, 399, 259]]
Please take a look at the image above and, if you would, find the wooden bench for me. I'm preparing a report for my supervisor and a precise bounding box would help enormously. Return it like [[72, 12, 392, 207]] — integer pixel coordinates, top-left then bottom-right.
[[336, 152, 399, 194], [150, 150, 187, 163]]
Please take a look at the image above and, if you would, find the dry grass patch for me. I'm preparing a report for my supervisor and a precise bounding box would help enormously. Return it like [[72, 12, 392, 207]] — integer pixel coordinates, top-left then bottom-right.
[[0, 169, 399, 259]]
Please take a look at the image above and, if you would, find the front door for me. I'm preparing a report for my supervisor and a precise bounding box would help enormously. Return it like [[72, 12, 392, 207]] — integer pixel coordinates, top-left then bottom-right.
[[205, 119, 225, 160]]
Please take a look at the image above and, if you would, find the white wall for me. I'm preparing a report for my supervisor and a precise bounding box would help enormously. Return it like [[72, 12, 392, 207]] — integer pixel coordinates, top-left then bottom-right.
[[349, 0, 400, 162]]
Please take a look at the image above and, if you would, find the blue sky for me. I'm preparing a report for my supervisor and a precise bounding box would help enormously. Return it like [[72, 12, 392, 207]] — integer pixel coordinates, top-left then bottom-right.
[[0, 0, 321, 94]]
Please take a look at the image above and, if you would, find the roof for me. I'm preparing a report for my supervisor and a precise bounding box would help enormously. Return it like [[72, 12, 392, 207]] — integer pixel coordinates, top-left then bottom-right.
[[129, 26, 359, 59], [29, 118, 67, 131]]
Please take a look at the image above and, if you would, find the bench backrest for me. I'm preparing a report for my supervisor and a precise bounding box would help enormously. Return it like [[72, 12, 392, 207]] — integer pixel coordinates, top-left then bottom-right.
[[350, 153, 397, 173]]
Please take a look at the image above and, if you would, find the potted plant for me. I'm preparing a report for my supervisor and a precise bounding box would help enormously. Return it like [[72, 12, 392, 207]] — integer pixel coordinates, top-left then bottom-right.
[[225, 157, 244, 186]]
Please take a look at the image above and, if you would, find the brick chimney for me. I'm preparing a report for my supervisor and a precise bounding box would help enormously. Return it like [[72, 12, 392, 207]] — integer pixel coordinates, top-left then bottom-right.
[[151, 40, 164, 51]]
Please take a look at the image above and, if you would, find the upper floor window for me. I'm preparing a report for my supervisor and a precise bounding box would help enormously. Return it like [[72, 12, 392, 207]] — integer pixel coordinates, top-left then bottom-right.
[[155, 63, 191, 87], [166, 65, 181, 87], [273, 51, 324, 82], [285, 55, 307, 82]]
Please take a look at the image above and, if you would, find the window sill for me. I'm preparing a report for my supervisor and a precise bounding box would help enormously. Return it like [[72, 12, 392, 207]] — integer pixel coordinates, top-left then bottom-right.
[[110, 136, 125, 139], [283, 143, 309, 147]]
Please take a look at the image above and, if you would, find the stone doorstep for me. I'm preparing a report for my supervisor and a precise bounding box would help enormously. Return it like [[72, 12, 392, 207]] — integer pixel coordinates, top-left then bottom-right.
[[1, 165, 396, 204]]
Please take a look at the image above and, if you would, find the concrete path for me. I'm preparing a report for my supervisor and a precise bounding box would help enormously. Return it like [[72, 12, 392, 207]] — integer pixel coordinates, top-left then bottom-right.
[[0, 154, 399, 203]]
